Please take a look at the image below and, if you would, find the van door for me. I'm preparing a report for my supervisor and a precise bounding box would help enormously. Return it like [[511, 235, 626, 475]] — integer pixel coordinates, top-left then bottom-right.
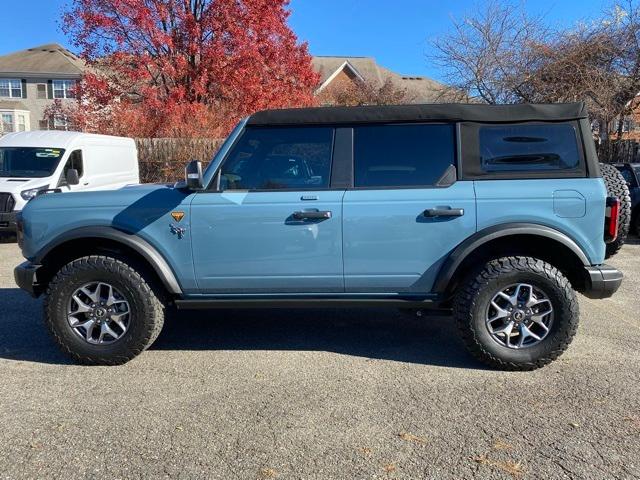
[[190, 125, 345, 293], [342, 124, 477, 293]]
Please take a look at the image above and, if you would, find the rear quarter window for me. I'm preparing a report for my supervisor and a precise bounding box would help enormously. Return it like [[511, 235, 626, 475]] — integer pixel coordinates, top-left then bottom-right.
[[480, 124, 580, 172], [461, 121, 587, 179]]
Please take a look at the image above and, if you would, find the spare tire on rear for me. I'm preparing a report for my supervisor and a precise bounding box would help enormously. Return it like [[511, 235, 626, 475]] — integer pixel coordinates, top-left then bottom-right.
[[600, 163, 632, 258]]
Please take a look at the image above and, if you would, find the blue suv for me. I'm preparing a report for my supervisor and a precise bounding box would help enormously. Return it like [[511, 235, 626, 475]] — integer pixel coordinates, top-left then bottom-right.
[[14, 103, 623, 369]]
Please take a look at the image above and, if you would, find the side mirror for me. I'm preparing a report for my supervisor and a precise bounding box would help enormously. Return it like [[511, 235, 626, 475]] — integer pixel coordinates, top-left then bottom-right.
[[185, 160, 204, 190], [66, 168, 80, 186]]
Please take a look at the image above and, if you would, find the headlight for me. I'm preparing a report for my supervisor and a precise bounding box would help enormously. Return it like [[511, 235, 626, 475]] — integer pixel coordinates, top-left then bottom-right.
[[20, 186, 48, 201]]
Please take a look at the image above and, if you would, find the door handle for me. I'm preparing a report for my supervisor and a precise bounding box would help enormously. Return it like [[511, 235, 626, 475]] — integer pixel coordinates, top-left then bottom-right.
[[292, 210, 332, 220], [423, 207, 464, 217]]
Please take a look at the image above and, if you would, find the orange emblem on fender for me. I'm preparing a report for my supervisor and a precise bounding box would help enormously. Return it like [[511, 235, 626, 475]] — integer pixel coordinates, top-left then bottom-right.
[[171, 211, 185, 222]]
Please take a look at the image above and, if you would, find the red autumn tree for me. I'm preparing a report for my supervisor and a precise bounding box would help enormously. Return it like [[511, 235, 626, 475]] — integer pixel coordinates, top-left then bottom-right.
[[55, 0, 319, 137]]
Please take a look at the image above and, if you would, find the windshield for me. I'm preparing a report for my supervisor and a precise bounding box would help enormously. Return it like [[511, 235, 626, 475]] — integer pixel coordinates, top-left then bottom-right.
[[0, 147, 65, 178]]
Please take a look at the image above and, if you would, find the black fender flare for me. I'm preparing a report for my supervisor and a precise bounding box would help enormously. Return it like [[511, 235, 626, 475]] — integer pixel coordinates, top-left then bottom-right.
[[432, 223, 590, 293], [34, 226, 183, 295]]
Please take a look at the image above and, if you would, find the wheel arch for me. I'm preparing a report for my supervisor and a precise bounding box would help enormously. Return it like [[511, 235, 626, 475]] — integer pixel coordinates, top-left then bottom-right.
[[34, 226, 182, 296], [433, 223, 590, 296]]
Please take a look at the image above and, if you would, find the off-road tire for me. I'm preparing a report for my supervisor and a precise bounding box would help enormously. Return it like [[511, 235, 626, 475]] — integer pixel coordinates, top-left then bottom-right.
[[44, 255, 165, 365], [454, 256, 579, 371], [600, 163, 632, 258]]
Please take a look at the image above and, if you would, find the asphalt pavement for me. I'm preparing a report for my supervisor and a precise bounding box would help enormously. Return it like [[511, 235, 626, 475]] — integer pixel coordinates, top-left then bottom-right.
[[0, 237, 638, 479]]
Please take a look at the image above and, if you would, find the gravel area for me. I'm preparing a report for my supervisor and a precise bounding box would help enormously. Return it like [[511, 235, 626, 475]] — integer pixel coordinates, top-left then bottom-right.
[[0, 238, 639, 479]]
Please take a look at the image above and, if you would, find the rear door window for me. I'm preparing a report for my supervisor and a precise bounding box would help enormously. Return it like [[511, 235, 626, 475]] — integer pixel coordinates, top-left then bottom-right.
[[479, 124, 581, 173], [353, 124, 455, 188]]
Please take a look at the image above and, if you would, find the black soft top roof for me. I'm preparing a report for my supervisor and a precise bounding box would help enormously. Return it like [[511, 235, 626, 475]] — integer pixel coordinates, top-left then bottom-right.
[[247, 102, 588, 126]]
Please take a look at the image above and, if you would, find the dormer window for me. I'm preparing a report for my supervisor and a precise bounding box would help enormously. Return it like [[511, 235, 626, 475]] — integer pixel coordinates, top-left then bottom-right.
[[0, 79, 22, 98]]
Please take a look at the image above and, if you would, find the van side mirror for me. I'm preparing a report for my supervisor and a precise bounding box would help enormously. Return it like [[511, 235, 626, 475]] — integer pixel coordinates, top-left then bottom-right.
[[185, 160, 204, 190], [66, 168, 80, 186]]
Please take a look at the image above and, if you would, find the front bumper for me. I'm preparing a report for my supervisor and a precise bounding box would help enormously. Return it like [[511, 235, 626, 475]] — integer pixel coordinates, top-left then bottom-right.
[[14, 261, 42, 297], [583, 264, 623, 299], [0, 211, 17, 232]]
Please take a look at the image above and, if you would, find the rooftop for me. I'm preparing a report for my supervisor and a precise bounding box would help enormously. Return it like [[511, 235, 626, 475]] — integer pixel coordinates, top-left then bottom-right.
[[0, 130, 134, 149], [0, 44, 84, 77], [248, 102, 588, 126], [311, 56, 450, 103]]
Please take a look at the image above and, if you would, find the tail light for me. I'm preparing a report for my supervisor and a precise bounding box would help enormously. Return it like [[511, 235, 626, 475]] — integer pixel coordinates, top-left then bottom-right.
[[604, 197, 620, 243]]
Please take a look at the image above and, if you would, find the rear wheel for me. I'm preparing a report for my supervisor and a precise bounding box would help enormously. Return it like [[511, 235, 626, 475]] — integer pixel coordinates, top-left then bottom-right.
[[44, 255, 165, 365], [600, 163, 632, 258], [454, 256, 579, 370]]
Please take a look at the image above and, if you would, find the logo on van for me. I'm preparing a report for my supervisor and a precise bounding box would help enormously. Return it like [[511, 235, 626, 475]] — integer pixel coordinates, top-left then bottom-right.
[[171, 211, 185, 222]]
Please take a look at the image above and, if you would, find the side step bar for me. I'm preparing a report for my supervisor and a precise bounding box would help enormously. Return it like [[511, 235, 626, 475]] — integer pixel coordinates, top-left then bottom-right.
[[174, 294, 446, 310]]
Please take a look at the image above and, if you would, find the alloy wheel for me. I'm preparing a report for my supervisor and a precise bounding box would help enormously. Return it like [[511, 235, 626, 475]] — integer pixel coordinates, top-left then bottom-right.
[[485, 283, 554, 349], [67, 282, 131, 345]]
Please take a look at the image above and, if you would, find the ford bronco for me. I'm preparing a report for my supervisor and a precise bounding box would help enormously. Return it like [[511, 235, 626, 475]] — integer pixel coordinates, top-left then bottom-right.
[[14, 103, 623, 370]]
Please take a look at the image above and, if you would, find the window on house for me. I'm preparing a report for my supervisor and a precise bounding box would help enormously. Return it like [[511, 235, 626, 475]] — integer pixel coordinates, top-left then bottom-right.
[[53, 80, 76, 99], [353, 124, 456, 187], [37, 84, 47, 99], [17, 114, 26, 132], [53, 116, 70, 130], [1, 113, 14, 133], [0, 79, 22, 98]]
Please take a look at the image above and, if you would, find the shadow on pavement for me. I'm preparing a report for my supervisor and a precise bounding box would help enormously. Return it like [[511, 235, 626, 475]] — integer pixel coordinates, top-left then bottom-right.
[[0, 286, 483, 369], [153, 307, 485, 369], [0, 288, 72, 365]]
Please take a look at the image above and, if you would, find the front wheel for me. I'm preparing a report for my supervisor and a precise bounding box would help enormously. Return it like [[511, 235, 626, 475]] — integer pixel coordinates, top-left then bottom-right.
[[454, 256, 579, 370], [44, 255, 165, 365]]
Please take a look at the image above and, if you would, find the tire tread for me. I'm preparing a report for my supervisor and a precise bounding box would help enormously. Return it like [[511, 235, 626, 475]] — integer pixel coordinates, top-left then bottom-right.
[[600, 163, 632, 258], [43, 255, 165, 365], [453, 256, 579, 371]]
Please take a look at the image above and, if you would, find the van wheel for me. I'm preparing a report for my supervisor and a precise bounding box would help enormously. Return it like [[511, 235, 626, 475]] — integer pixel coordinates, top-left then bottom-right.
[[454, 256, 579, 371], [600, 163, 631, 258], [44, 255, 165, 365]]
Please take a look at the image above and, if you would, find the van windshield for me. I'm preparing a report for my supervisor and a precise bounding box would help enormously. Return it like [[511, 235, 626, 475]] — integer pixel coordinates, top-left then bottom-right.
[[0, 147, 65, 178]]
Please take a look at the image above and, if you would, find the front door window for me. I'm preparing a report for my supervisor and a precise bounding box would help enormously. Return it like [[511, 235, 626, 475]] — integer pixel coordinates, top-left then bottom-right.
[[219, 126, 334, 191], [59, 150, 84, 187]]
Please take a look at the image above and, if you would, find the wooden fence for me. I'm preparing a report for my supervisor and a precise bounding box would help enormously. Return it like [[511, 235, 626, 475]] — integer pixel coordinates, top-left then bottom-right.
[[135, 138, 224, 183], [596, 139, 640, 164]]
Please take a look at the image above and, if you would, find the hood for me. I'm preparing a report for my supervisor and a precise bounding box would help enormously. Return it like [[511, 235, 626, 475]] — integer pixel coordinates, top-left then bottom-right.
[[0, 177, 51, 193], [24, 183, 180, 210]]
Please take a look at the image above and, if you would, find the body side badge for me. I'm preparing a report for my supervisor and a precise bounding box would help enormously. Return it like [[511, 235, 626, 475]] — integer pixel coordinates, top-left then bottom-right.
[[171, 211, 185, 222], [170, 224, 186, 239]]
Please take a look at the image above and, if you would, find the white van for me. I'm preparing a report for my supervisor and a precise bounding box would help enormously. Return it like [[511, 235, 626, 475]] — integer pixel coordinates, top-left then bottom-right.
[[0, 131, 139, 232]]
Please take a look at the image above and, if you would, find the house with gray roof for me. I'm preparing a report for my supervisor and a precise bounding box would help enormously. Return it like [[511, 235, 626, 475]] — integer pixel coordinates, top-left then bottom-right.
[[0, 44, 453, 135], [312, 56, 452, 104], [0, 44, 83, 135]]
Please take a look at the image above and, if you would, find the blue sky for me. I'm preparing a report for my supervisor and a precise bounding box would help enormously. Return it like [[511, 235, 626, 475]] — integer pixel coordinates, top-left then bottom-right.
[[0, 0, 609, 82]]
